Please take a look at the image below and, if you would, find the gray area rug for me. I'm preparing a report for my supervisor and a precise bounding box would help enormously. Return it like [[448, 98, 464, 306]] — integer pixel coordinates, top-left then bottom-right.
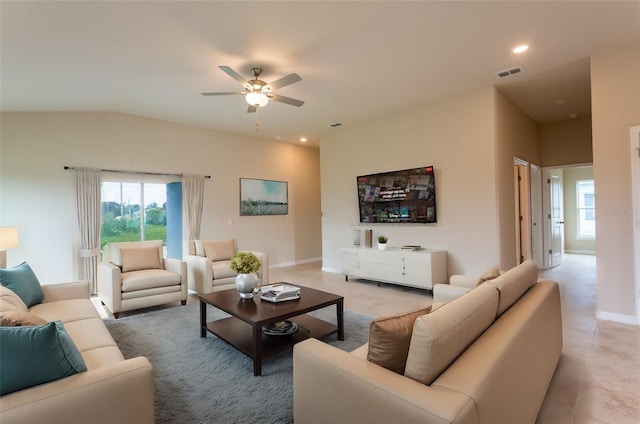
[[104, 301, 371, 424]]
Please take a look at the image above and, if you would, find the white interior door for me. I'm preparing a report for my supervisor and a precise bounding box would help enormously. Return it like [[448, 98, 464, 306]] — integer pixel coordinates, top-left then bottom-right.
[[543, 168, 564, 268], [530, 164, 544, 268]]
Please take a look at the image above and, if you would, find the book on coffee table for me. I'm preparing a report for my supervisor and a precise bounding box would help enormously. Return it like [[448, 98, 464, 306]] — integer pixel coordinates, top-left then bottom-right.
[[260, 283, 301, 303]]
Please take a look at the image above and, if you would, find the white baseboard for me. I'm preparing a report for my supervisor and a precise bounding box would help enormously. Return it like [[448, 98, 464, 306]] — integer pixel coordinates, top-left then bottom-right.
[[564, 249, 596, 255], [596, 310, 639, 326], [270, 257, 322, 269]]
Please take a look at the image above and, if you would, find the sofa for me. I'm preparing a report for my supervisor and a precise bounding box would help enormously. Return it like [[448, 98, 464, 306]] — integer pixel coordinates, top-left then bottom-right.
[[293, 260, 562, 424], [184, 239, 269, 294], [0, 276, 154, 423], [98, 240, 188, 318]]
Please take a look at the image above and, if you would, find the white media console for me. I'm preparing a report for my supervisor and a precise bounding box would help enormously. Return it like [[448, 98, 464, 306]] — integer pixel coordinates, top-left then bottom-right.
[[339, 247, 447, 290]]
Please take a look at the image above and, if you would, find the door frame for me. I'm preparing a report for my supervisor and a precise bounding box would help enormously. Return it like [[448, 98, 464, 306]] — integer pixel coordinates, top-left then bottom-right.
[[630, 126, 640, 323]]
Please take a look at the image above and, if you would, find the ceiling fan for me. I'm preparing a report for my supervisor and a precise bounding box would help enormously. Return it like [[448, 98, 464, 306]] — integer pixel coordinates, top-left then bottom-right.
[[202, 66, 304, 113]]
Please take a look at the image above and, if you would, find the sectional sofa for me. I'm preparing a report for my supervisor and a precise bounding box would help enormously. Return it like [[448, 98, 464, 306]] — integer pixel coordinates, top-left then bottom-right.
[[293, 260, 562, 424], [0, 279, 154, 423]]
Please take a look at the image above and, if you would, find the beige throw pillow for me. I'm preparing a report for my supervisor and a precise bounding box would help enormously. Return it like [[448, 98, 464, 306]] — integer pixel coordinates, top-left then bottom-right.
[[0, 310, 47, 326], [476, 265, 501, 287], [0, 286, 28, 313], [203, 240, 236, 261], [404, 284, 499, 385], [120, 247, 162, 273], [367, 306, 432, 374]]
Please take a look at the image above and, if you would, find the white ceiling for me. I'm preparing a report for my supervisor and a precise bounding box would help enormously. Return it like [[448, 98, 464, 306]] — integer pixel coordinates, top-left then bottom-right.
[[1, 1, 639, 147]]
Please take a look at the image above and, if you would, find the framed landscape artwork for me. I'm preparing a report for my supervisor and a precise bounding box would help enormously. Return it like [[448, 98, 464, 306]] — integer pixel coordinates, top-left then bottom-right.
[[240, 178, 288, 216]]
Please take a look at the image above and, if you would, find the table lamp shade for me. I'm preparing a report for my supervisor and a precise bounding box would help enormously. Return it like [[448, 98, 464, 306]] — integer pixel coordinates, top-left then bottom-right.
[[0, 227, 19, 268], [0, 227, 19, 249]]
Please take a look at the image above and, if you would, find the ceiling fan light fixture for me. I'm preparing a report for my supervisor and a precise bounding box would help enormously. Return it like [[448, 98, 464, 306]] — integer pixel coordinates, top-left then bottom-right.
[[246, 91, 269, 107]]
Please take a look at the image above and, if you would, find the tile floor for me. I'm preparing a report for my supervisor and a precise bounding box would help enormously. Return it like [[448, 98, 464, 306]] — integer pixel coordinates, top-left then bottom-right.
[[100, 253, 640, 423]]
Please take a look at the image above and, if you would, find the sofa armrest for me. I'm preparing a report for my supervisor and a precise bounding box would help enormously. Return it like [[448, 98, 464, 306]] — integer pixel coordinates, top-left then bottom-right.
[[293, 339, 476, 424], [449, 275, 477, 288], [184, 254, 212, 294], [240, 250, 269, 285], [163, 258, 188, 300], [97, 262, 122, 314], [432, 284, 472, 303], [41, 281, 90, 303], [0, 357, 154, 424]]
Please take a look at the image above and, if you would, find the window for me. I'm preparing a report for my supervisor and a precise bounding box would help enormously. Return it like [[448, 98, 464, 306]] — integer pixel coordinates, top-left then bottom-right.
[[576, 180, 595, 239], [101, 182, 167, 248]]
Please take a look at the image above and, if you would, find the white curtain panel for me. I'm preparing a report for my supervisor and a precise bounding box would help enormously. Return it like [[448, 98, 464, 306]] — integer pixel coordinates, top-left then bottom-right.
[[182, 175, 205, 240], [74, 168, 101, 294]]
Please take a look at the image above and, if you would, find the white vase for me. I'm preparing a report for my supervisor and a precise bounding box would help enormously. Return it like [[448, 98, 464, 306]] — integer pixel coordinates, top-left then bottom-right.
[[235, 273, 259, 299], [378, 242, 387, 250]]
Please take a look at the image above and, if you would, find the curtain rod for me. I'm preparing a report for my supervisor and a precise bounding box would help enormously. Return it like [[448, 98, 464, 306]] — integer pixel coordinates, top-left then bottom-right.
[[64, 166, 211, 179]]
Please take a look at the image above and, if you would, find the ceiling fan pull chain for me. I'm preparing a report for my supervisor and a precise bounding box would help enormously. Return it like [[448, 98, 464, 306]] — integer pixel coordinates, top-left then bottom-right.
[[255, 107, 260, 133]]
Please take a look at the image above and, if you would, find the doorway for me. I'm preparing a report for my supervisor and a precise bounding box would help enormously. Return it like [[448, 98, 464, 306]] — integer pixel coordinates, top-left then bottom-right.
[[542, 164, 595, 269]]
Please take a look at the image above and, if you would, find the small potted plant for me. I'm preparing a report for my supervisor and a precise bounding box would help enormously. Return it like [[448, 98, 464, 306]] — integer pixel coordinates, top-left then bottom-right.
[[377, 235, 388, 250], [230, 251, 262, 299]]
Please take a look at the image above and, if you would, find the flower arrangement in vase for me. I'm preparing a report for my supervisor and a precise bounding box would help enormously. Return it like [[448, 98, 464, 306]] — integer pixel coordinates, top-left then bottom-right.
[[230, 251, 261, 298]]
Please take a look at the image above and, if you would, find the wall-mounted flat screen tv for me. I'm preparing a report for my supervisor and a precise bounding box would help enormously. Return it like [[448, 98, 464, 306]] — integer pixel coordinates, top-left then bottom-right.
[[356, 166, 436, 224]]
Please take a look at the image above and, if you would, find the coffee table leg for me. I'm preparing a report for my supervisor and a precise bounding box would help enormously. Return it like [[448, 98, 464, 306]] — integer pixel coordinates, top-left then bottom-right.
[[337, 299, 344, 341], [253, 325, 262, 376], [200, 300, 207, 338]]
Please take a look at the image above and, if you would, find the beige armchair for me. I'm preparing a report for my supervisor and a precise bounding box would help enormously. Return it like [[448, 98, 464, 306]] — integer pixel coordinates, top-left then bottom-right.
[[97, 240, 188, 318], [184, 239, 269, 294]]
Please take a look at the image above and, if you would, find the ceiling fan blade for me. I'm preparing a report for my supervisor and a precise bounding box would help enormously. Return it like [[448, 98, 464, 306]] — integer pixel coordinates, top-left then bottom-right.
[[219, 65, 249, 87], [268, 93, 305, 107], [201, 91, 245, 96], [265, 73, 301, 90], [247, 105, 257, 113]]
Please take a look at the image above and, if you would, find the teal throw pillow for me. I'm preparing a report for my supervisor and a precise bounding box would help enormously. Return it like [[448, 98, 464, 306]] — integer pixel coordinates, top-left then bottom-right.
[[0, 262, 45, 307], [0, 320, 87, 395]]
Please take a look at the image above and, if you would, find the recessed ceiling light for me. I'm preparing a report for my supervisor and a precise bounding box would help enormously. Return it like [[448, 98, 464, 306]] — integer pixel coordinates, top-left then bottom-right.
[[513, 45, 529, 54], [300, 137, 307, 143]]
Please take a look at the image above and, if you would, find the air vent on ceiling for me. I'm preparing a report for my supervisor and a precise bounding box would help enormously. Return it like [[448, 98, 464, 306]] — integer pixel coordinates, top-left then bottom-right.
[[495, 65, 525, 78]]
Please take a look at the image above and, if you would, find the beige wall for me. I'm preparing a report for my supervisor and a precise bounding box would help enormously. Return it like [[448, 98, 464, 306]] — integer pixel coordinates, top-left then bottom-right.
[[0, 112, 321, 283], [494, 89, 540, 270], [591, 44, 640, 320], [540, 117, 593, 167], [320, 87, 500, 277], [563, 166, 596, 253]]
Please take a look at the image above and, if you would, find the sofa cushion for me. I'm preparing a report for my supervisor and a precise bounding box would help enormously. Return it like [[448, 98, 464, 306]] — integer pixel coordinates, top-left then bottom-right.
[[203, 239, 236, 261], [0, 262, 45, 307], [29, 298, 101, 323], [211, 260, 237, 279], [367, 306, 432, 374], [120, 247, 162, 272], [404, 284, 498, 385], [0, 285, 28, 313], [486, 260, 538, 316], [0, 320, 87, 395], [121, 269, 181, 292], [0, 310, 47, 326]]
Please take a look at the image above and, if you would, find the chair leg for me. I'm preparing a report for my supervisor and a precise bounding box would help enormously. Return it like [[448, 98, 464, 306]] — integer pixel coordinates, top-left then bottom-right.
[[181, 300, 187, 305]]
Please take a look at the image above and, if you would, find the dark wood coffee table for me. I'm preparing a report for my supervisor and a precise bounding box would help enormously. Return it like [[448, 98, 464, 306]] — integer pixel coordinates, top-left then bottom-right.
[[199, 285, 344, 376]]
